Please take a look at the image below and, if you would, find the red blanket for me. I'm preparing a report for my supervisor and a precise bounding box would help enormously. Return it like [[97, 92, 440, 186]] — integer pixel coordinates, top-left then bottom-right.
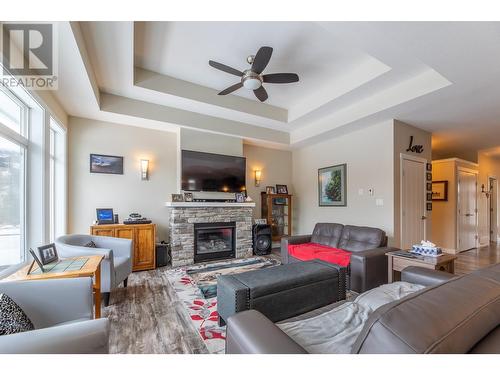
[[288, 242, 351, 267]]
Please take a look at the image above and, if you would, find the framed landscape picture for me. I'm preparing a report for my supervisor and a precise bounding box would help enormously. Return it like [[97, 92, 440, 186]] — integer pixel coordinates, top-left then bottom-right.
[[318, 164, 347, 206], [90, 154, 124, 175]]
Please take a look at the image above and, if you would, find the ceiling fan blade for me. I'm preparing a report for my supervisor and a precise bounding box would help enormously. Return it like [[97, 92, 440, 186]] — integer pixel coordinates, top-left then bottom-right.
[[262, 73, 299, 84], [253, 86, 268, 102], [209, 60, 244, 77], [218, 82, 243, 95], [252, 46, 273, 74]]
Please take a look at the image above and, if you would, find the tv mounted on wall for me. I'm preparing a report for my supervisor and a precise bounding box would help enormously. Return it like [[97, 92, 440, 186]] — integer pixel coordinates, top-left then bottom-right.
[[181, 150, 246, 193]]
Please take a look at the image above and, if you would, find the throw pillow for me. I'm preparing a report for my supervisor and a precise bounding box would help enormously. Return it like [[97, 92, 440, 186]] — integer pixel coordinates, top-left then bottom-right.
[[0, 293, 34, 336], [84, 240, 97, 248]]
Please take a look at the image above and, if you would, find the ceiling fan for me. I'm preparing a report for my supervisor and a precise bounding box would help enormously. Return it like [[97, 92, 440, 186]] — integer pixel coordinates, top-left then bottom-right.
[[208, 46, 299, 102]]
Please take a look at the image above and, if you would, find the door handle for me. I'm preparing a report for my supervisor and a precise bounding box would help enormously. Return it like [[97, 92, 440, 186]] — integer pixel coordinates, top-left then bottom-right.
[[421, 216, 427, 220], [465, 213, 473, 217]]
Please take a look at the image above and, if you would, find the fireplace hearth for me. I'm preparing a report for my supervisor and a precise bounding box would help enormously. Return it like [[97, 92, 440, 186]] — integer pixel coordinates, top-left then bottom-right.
[[194, 222, 236, 262]]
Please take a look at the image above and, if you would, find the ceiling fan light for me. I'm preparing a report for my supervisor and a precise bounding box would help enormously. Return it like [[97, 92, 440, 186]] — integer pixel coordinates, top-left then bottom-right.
[[243, 77, 262, 90]]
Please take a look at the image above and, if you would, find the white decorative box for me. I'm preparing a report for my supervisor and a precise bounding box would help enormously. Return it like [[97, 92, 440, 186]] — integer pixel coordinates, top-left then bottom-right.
[[411, 245, 442, 257]]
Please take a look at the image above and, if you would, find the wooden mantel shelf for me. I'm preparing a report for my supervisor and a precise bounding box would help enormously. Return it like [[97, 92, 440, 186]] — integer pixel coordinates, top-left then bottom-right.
[[165, 201, 256, 208]]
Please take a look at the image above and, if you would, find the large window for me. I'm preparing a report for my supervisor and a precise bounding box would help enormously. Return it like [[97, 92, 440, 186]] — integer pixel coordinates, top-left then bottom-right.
[[49, 118, 66, 242], [0, 88, 28, 268]]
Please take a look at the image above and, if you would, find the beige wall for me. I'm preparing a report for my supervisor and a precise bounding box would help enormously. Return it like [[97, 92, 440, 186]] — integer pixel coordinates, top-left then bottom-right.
[[68, 117, 178, 241], [180, 128, 243, 157], [393, 120, 433, 247], [477, 151, 500, 245], [243, 144, 293, 218], [292, 120, 395, 242], [431, 158, 479, 250], [431, 160, 457, 249]]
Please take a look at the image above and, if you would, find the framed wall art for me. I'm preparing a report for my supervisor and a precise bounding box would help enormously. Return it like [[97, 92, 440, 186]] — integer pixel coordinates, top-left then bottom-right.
[[318, 164, 347, 206]]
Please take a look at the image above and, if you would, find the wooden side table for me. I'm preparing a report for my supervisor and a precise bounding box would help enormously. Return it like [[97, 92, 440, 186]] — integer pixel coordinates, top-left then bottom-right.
[[386, 251, 457, 283], [3, 255, 104, 318]]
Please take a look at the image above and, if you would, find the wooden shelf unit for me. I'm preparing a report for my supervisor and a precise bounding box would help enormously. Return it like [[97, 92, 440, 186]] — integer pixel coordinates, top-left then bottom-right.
[[261, 193, 292, 241], [90, 223, 156, 271]]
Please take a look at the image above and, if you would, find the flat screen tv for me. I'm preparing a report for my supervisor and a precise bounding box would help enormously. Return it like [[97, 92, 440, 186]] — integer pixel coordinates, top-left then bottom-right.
[[181, 150, 246, 193]]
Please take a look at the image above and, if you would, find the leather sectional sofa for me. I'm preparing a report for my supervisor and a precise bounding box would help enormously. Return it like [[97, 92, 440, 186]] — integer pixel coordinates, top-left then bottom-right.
[[281, 223, 393, 293], [225, 263, 500, 354]]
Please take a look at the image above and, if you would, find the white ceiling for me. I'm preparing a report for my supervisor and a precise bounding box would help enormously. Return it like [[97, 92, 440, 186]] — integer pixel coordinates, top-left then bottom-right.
[[51, 21, 500, 158]]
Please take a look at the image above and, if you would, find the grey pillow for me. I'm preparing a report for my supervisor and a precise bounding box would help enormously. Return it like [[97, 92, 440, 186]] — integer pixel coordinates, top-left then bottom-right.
[[0, 293, 34, 335], [84, 240, 98, 248]]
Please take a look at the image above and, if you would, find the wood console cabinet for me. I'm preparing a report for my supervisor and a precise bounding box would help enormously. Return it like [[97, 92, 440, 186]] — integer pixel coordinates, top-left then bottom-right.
[[90, 223, 156, 271]]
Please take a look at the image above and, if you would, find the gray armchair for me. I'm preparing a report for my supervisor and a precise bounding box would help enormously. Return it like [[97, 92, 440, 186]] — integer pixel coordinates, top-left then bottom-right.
[[0, 277, 109, 353], [55, 234, 132, 304]]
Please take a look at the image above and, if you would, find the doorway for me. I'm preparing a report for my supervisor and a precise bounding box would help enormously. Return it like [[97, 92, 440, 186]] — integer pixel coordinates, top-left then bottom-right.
[[401, 155, 427, 249], [457, 169, 478, 251], [488, 177, 497, 243]]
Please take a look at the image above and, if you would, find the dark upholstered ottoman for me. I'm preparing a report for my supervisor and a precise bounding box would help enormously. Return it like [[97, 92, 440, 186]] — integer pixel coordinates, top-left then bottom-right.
[[217, 260, 345, 326]]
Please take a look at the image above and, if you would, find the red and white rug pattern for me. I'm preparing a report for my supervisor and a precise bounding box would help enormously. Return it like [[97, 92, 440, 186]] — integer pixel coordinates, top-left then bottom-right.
[[165, 257, 279, 354]]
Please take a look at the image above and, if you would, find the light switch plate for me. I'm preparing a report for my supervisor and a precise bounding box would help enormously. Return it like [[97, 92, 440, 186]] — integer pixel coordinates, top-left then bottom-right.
[[358, 188, 364, 196], [376, 198, 384, 206]]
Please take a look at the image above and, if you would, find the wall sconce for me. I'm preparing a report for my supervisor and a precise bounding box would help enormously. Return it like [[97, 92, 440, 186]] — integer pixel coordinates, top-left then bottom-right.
[[481, 183, 493, 198], [254, 169, 262, 187], [141, 159, 149, 180]]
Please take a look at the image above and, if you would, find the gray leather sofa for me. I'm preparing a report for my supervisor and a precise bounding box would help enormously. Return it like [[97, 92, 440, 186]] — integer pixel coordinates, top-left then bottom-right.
[[225, 263, 500, 354], [56, 234, 133, 304], [0, 277, 109, 354], [281, 223, 392, 293]]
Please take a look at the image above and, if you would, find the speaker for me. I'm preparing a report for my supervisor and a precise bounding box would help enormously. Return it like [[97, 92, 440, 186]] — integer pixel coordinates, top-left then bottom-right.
[[156, 241, 170, 267], [252, 224, 272, 255]]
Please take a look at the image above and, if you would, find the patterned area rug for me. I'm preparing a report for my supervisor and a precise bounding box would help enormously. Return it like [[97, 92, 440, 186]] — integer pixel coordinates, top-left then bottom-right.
[[165, 257, 280, 354]]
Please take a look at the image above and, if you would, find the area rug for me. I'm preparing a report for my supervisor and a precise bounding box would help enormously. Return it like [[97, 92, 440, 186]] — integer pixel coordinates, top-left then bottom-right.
[[165, 257, 280, 354]]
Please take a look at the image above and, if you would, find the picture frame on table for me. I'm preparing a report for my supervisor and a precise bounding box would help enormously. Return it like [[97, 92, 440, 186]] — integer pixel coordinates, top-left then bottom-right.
[[37, 243, 59, 265], [426, 163, 432, 172], [275, 184, 288, 194], [235, 192, 245, 203], [184, 192, 193, 202], [426, 172, 432, 181], [172, 194, 184, 202], [427, 192, 433, 201], [426, 202, 432, 211], [265, 186, 276, 194], [426, 182, 432, 191]]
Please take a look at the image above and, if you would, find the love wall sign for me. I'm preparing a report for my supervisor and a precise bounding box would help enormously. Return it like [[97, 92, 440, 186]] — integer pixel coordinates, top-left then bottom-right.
[[406, 136, 424, 154]]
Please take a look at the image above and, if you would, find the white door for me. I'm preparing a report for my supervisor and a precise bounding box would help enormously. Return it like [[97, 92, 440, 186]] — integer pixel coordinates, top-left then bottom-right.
[[458, 170, 477, 251], [401, 157, 426, 249], [489, 178, 497, 242]]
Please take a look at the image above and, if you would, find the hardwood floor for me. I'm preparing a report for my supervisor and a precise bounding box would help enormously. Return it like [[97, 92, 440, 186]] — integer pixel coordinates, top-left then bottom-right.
[[104, 245, 499, 354], [454, 242, 500, 276]]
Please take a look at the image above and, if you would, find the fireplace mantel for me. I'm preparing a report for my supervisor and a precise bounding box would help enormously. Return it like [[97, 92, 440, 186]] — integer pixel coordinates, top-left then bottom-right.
[[165, 201, 255, 208]]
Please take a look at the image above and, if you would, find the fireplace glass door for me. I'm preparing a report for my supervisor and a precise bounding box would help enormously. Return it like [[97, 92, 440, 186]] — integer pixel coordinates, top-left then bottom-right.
[[194, 222, 236, 262]]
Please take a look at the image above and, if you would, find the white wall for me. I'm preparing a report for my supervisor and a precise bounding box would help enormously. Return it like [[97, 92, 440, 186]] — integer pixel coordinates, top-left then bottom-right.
[[243, 144, 293, 218], [68, 117, 178, 241], [292, 120, 395, 241]]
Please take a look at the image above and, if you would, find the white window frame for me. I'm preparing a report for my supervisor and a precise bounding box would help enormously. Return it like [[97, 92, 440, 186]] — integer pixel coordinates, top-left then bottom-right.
[[48, 117, 66, 242], [0, 85, 29, 266]]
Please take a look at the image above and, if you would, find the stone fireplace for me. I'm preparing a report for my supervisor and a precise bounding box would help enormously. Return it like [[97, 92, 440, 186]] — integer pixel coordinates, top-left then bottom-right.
[[166, 202, 254, 267]]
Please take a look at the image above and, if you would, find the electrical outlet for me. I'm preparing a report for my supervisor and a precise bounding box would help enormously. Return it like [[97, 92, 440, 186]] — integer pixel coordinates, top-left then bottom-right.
[[376, 198, 384, 206]]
